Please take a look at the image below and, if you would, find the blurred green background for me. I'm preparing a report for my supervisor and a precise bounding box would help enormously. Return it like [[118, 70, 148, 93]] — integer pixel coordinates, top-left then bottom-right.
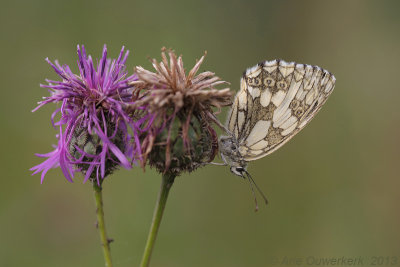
[[1, 0, 400, 266]]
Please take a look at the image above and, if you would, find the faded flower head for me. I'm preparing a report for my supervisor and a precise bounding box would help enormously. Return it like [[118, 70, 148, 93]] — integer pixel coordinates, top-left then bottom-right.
[[133, 48, 232, 175], [31, 45, 142, 184]]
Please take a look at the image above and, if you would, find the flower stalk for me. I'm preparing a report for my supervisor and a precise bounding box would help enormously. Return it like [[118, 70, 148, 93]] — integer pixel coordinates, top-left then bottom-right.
[[93, 182, 113, 267], [140, 173, 176, 267]]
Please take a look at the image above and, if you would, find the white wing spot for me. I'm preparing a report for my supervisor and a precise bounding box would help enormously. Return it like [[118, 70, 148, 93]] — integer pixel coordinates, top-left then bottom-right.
[[237, 90, 247, 110], [294, 64, 305, 81], [263, 60, 278, 73], [305, 89, 317, 105], [273, 108, 291, 126], [237, 111, 245, 130], [295, 83, 305, 100], [246, 120, 270, 146], [260, 89, 272, 107], [281, 121, 298, 136], [280, 116, 298, 130], [248, 149, 264, 156], [250, 139, 269, 150], [271, 90, 286, 106], [249, 86, 260, 98], [279, 61, 295, 77]]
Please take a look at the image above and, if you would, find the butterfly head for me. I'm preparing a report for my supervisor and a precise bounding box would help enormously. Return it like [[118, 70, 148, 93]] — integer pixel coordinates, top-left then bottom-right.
[[219, 135, 248, 176], [230, 166, 247, 177]]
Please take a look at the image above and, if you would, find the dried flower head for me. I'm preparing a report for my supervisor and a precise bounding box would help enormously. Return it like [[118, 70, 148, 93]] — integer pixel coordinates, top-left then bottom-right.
[[133, 48, 232, 175], [31, 45, 142, 184]]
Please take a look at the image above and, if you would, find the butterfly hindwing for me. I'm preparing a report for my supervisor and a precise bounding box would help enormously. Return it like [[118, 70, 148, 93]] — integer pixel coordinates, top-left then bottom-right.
[[227, 60, 335, 161]]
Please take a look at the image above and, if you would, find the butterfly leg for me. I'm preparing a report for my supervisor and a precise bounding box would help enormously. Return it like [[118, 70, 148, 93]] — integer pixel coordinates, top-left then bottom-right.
[[207, 162, 227, 166], [206, 111, 231, 134]]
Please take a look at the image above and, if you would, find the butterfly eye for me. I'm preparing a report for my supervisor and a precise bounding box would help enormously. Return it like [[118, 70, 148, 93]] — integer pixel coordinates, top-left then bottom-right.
[[236, 167, 245, 173], [230, 145, 236, 151]]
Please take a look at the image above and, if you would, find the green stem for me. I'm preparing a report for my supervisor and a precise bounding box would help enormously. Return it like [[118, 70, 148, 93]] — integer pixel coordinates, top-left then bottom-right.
[[93, 183, 113, 267], [140, 173, 176, 267]]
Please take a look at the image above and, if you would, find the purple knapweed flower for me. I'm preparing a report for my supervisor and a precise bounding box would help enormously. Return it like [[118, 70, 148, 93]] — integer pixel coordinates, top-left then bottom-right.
[[31, 45, 142, 184]]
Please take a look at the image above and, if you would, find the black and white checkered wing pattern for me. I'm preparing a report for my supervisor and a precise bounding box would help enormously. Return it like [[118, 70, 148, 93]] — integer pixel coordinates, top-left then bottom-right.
[[227, 60, 335, 161]]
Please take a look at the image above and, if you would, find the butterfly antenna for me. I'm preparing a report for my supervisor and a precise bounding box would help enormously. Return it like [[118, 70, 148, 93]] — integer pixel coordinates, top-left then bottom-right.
[[243, 171, 259, 211], [244, 170, 269, 206]]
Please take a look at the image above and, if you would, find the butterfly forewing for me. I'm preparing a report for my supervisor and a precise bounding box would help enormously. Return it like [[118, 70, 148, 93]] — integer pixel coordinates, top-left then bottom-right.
[[227, 59, 335, 161]]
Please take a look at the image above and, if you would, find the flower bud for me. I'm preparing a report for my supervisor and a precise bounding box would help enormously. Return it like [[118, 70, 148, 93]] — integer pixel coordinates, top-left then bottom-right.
[[69, 122, 127, 181], [133, 48, 232, 176], [148, 112, 217, 176]]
